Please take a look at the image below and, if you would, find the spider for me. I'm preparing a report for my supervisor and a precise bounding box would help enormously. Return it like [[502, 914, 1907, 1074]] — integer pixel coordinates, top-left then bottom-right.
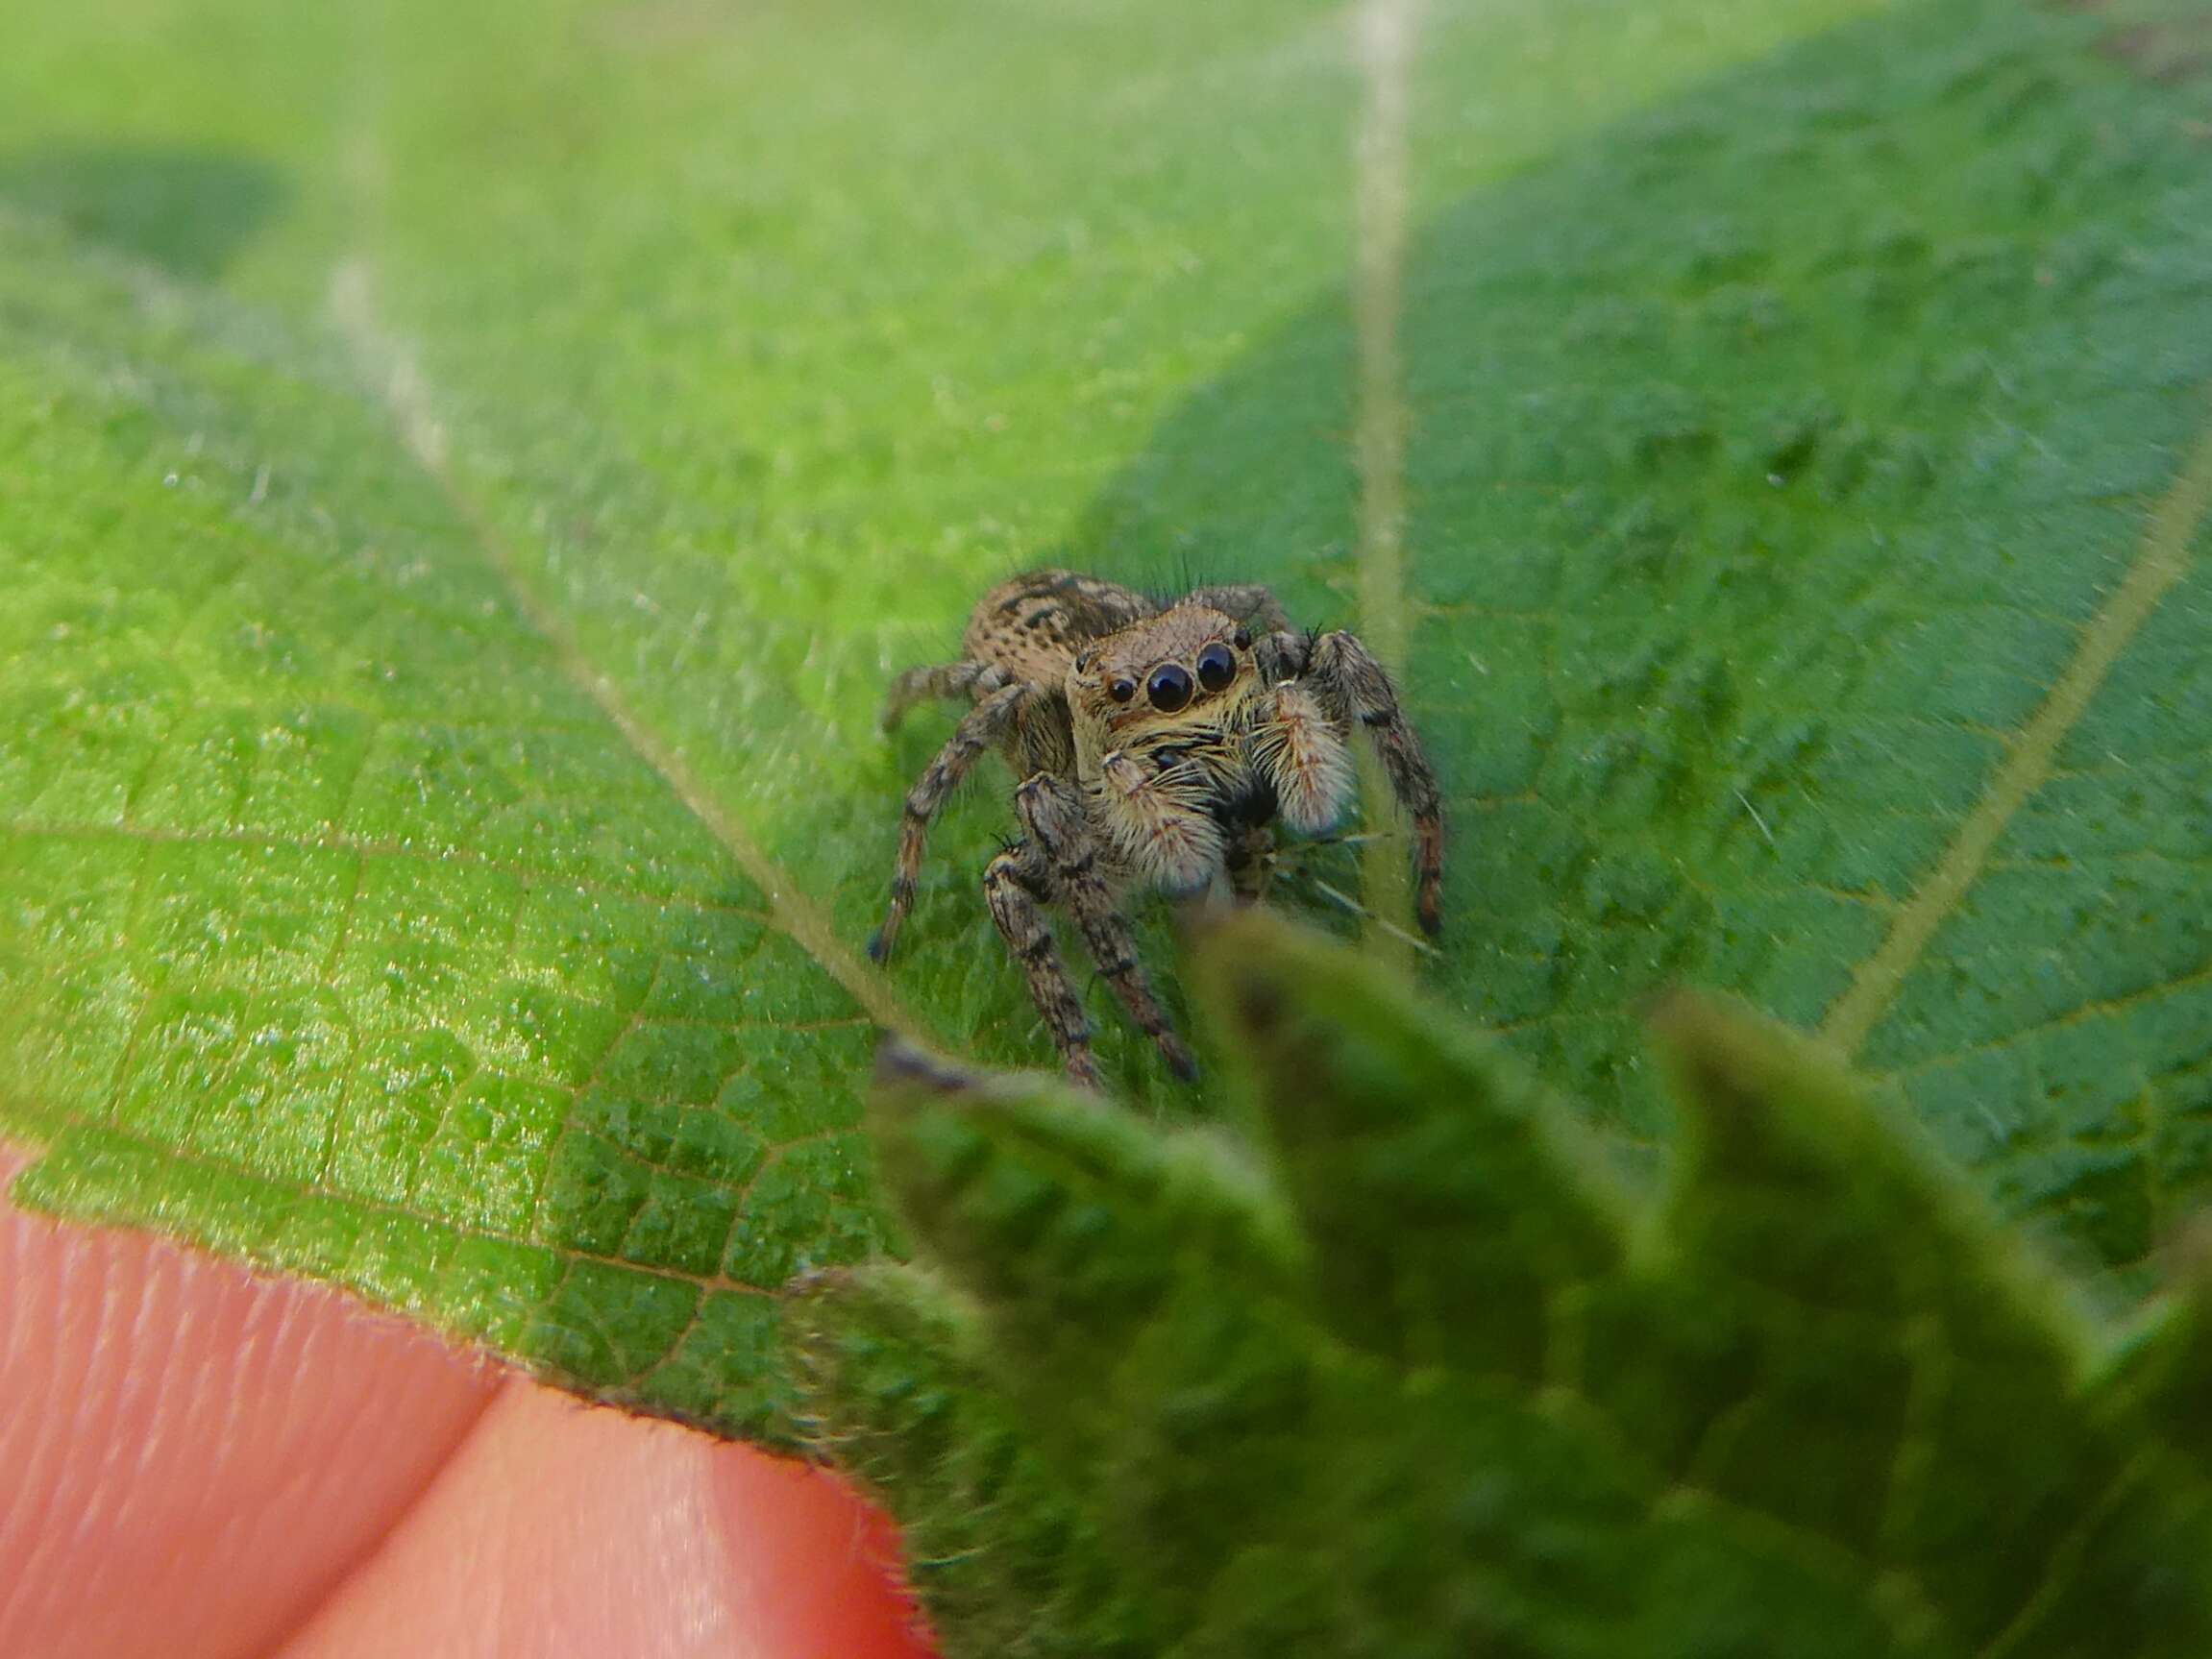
[[870, 569, 1442, 1087]]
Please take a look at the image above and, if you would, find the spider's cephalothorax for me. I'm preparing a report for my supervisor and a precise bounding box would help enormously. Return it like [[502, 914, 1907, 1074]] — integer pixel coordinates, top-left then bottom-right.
[[870, 569, 1442, 1087]]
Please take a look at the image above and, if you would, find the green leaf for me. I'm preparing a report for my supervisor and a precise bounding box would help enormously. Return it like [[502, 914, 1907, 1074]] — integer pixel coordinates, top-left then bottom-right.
[[3, 0, 2209, 1438], [794, 1258, 1150, 1653], [799, 911, 2212, 1656], [1078, 0, 2212, 1274], [0, 222, 891, 1438]]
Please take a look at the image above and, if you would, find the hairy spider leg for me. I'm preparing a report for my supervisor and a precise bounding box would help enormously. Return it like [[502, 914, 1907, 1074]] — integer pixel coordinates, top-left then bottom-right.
[[982, 838, 1104, 1090], [1095, 749, 1223, 895], [1247, 680, 1357, 838], [871, 680, 1034, 962], [881, 659, 1010, 734], [1016, 771, 1199, 1083], [1181, 581, 1292, 635], [1301, 630, 1446, 936]]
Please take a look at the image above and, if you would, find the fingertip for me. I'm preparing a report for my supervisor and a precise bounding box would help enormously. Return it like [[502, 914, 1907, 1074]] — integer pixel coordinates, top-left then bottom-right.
[[277, 1386, 938, 1659], [707, 1446, 934, 1659], [0, 1146, 498, 1659]]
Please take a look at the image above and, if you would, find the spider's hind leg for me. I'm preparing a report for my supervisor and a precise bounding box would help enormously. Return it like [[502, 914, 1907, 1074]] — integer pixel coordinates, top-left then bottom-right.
[[871, 681, 1031, 962]]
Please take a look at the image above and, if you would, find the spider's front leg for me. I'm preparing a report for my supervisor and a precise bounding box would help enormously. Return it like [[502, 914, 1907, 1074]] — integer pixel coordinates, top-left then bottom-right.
[[871, 680, 1031, 962], [1015, 771, 1198, 1083], [1300, 631, 1445, 935], [983, 839, 1105, 1090]]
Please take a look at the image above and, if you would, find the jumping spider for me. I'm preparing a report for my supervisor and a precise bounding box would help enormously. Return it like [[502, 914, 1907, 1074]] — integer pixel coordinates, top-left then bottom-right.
[[871, 569, 1442, 1087]]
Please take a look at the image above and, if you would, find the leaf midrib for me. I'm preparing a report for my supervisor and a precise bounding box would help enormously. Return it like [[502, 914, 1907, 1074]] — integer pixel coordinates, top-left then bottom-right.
[[327, 256, 923, 1045], [319, 5, 2212, 1102], [1350, 0, 1420, 949]]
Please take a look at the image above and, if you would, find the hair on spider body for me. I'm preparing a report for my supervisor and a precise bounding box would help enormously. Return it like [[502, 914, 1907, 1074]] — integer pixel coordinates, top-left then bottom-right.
[[870, 568, 1442, 1086]]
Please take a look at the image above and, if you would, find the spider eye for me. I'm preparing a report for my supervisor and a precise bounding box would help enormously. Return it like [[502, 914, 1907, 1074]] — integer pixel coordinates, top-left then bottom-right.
[[1108, 676, 1137, 704], [1232, 627, 1251, 651], [1196, 643, 1237, 693], [1145, 663, 1193, 713]]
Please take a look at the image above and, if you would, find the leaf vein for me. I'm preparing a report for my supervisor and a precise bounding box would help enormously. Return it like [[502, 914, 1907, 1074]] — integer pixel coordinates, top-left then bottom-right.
[[1350, 0, 1422, 946], [1820, 414, 2212, 1059], [327, 257, 922, 1043]]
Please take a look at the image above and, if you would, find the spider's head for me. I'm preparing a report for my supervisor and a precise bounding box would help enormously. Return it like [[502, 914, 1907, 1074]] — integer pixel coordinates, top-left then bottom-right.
[[1067, 603, 1261, 748]]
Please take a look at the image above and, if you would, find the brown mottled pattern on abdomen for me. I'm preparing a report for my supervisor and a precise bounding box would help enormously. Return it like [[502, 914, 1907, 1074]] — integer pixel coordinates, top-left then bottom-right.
[[962, 570, 1159, 689]]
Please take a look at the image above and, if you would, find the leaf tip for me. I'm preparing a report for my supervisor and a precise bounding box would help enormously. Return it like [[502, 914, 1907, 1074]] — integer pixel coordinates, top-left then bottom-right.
[[1187, 902, 1357, 1048], [1644, 986, 1859, 1134], [2158, 1215, 2212, 1300]]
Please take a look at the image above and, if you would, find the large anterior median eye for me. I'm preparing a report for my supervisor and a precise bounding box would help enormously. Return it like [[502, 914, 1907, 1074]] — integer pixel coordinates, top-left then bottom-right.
[[1146, 663, 1193, 712], [1195, 642, 1237, 693]]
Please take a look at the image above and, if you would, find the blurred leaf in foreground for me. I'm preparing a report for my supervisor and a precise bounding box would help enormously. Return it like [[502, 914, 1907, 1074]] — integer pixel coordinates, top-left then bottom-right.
[[799, 912, 2212, 1657]]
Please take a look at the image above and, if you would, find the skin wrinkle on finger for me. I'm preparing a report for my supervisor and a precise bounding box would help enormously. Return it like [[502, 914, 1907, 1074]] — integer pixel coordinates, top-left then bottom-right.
[[0, 1148, 502, 1659], [280, 1383, 931, 1659], [3, 1146, 932, 1659]]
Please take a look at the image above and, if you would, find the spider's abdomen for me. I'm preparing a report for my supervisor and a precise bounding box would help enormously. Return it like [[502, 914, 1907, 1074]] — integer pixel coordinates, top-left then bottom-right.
[[963, 569, 1157, 690]]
